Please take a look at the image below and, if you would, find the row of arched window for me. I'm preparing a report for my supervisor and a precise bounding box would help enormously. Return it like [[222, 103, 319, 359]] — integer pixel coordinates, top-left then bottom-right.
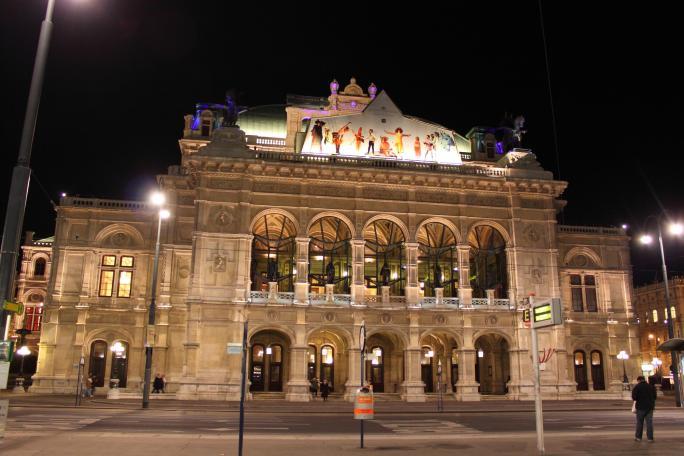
[[249, 214, 508, 298], [573, 350, 605, 391]]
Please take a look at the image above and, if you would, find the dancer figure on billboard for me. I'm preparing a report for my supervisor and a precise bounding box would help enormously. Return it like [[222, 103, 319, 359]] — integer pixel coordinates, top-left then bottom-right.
[[354, 127, 365, 153], [379, 136, 392, 156], [414, 137, 422, 159], [366, 129, 376, 155], [311, 120, 325, 152], [423, 135, 435, 160], [385, 128, 411, 158], [332, 122, 351, 155]]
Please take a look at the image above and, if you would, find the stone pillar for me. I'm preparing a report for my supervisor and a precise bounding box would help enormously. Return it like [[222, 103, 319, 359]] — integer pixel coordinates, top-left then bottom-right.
[[177, 302, 201, 399], [381, 286, 390, 306], [345, 348, 362, 401], [405, 242, 420, 307], [286, 345, 311, 401], [456, 348, 481, 401], [401, 348, 426, 401], [505, 247, 517, 303], [435, 288, 444, 307], [294, 237, 309, 305], [486, 289, 496, 304], [325, 283, 335, 303], [457, 244, 472, 307], [268, 282, 278, 303], [351, 239, 365, 305]]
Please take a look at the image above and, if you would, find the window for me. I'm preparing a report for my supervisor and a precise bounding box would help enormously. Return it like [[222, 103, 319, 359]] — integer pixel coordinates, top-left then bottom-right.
[[569, 274, 598, 312], [117, 271, 132, 297], [24, 306, 43, 331], [99, 270, 114, 297], [34, 258, 46, 277], [121, 256, 134, 267], [671, 306, 677, 320], [99, 255, 135, 298], [652, 309, 658, 323]]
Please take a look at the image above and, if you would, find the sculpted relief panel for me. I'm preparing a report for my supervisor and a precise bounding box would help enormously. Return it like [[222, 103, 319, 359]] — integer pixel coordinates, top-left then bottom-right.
[[520, 223, 548, 248]]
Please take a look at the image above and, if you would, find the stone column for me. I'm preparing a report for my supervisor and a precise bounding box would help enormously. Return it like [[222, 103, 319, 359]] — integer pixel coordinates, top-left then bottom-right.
[[401, 312, 425, 401], [268, 282, 278, 302], [351, 239, 366, 305], [344, 348, 362, 401], [456, 334, 481, 401], [294, 237, 310, 305], [457, 244, 472, 307], [405, 242, 420, 307], [505, 247, 517, 303], [286, 345, 311, 401], [325, 283, 335, 303], [381, 286, 390, 306], [435, 288, 444, 307], [177, 302, 201, 399]]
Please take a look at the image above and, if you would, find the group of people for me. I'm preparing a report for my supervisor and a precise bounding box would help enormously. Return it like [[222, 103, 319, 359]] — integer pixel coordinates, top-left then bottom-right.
[[309, 377, 331, 401], [82, 373, 98, 398], [152, 373, 167, 393]]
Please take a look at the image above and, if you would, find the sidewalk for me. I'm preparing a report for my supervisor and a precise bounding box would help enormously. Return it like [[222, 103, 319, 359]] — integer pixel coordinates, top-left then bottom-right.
[[2, 392, 674, 414]]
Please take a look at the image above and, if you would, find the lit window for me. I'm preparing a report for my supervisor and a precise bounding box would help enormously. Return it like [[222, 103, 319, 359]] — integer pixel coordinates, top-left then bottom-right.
[[24, 306, 43, 332], [671, 306, 677, 319], [121, 256, 134, 268], [652, 309, 658, 323], [102, 255, 116, 266], [117, 271, 132, 298], [99, 271, 114, 297]]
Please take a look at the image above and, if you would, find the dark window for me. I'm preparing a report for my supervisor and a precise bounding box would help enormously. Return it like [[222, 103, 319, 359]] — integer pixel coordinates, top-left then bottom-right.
[[34, 258, 46, 277]]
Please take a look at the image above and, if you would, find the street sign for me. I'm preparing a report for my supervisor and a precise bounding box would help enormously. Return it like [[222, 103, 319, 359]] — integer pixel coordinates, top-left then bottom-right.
[[227, 342, 242, 355], [354, 389, 374, 420], [2, 300, 23, 314], [532, 298, 563, 328], [522, 309, 531, 323]]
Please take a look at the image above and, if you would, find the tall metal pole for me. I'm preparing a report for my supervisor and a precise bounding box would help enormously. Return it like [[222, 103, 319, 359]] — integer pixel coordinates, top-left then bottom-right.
[[529, 296, 545, 454], [238, 319, 248, 456], [142, 212, 163, 409], [657, 221, 682, 407], [0, 0, 56, 339], [359, 321, 366, 449]]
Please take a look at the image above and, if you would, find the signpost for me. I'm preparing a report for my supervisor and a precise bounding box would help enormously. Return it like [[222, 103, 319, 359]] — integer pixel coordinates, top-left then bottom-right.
[[238, 320, 248, 456], [358, 320, 367, 449], [2, 300, 23, 314], [526, 295, 563, 455]]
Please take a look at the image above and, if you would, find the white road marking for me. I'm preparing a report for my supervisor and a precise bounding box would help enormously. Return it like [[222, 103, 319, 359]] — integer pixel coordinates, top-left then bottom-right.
[[376, 419, 481, 434]]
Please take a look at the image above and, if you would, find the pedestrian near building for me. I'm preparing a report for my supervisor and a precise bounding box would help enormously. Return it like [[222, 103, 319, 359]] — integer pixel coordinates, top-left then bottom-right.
[[632, 375, 657, 442], [310, 377, 319, 399], [320, 379, 330, 401], [161, 374, 167, 393], [153, 373, 164, 393]]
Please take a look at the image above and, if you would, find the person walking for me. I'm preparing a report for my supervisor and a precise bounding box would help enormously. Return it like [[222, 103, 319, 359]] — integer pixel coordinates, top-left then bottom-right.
[[632, 375, 657, 442], [153, 373, 164, 394], [320, 379, 330, 402], [310, 377, 319, 399], [161, 374, 167, 393]]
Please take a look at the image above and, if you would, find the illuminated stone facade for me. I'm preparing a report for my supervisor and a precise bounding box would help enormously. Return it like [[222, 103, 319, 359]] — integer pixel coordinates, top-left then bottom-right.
[[31, 79, 638, 401]]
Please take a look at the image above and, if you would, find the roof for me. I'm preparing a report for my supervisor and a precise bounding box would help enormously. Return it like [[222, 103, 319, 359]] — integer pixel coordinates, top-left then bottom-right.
[[237, 104, 287, 139]]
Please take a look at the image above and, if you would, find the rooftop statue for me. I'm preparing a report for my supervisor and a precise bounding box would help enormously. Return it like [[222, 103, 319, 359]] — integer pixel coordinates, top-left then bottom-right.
[[222, 90, 239, 127]]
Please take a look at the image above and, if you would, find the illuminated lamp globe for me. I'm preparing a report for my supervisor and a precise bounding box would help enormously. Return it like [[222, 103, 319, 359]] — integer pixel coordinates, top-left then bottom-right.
[[670, 222, 684, 236], [639, 234, 653, 245], [150, 192, 166, 206], [17, 346, 31, 356], [159, 209, 171, 219]]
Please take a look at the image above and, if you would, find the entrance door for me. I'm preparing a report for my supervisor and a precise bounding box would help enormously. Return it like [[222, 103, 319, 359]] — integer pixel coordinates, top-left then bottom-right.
[[268, 345, 283, 392], [320, 345, 334, 392], [574, 351, 588, 391], [110, 341, 128, 388], [307, 345, 316, 381], [421, 364, 434, 392], [451, 348, 459, 392], [590, 351, 605, 391], [369, 346, 384, 392], [250, 344, 265, 392], [89, 340, 107, 387]]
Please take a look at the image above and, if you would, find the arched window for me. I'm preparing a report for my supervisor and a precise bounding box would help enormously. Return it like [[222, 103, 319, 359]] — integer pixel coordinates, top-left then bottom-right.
[[590, 351, 605, 391], [110, 341, 128, 388], [573, 350, 588, 391], [468, 225, 507, 299], [320, 345, 334, 391], [368, 346, 384, 392], [364, 220, 405, 296], [251, 214, 297, 292], [652, 309, 658, 323], [307, 345, 317, 381], [417, 222, 458, 297], [34, 258, 46, 277], [308, 217, 352, 294], [671, 306, 677, 320]]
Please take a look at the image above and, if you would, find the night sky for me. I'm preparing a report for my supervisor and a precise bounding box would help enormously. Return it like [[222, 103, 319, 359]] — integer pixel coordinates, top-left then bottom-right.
[[1, 1, 682, 285]]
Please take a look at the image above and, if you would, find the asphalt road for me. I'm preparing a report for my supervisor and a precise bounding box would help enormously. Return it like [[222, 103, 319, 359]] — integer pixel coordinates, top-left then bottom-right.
[[6, 406, 684, 436]]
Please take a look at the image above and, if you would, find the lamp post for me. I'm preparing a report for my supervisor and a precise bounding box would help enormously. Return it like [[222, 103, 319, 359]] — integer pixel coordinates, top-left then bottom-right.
[[617, 350, 629, 384], [0, 0, 57, 340], [639, 217, 683, 407], [142, 193, 169, 409]]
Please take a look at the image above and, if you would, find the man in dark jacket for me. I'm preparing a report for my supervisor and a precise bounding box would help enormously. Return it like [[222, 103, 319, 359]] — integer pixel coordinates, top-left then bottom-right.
[[632, 375, 656, 441]]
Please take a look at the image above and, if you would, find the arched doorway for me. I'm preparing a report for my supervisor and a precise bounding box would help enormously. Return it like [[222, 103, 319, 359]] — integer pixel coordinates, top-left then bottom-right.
[[251, 214, 297, 292], [364, 220, 406, 297], [365, 332, 405, 393], [475, 334, 510, 395], [574, 350, 588, 391], [250, 330, 290, 392], [590, 350, 605, 391], [468, 225, 508, 299], [89, 340, 107, 387], [307, 329, 350, 394], [451, 347, 459, 392], [306, 345, 317, 381], [421, 346, 434, 392], [417, 222, 458, 297], [308, 217, 352, 294], [110, 340, 128, 388]]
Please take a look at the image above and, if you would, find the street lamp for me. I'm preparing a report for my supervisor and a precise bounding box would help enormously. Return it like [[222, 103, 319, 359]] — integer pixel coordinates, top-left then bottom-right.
[[652, 356, 662, 376], [0, 0, 57, 339], [639, 216, 683, 407], [617, 350, 629, 384], [142, 192, 170, 409]]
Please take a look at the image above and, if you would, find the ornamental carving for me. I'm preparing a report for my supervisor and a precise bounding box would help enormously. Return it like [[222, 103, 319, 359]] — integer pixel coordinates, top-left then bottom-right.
[[267, 311, 279, 321], [178, 266, 190, 279], [215, 210, 233, 226], [486, 315, 498, 326], [323, 312, 336, 323], [523, 224, 541, 244], [213, 255, 226, 272], [380, 313, 392, 324], [111, 233, 129, 247], [433, 314, 446, 325]]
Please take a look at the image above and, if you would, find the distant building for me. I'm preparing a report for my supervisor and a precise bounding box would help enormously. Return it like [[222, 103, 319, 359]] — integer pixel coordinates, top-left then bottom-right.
[[31, 78, 638, 400], [634, 277, 684, 376]]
